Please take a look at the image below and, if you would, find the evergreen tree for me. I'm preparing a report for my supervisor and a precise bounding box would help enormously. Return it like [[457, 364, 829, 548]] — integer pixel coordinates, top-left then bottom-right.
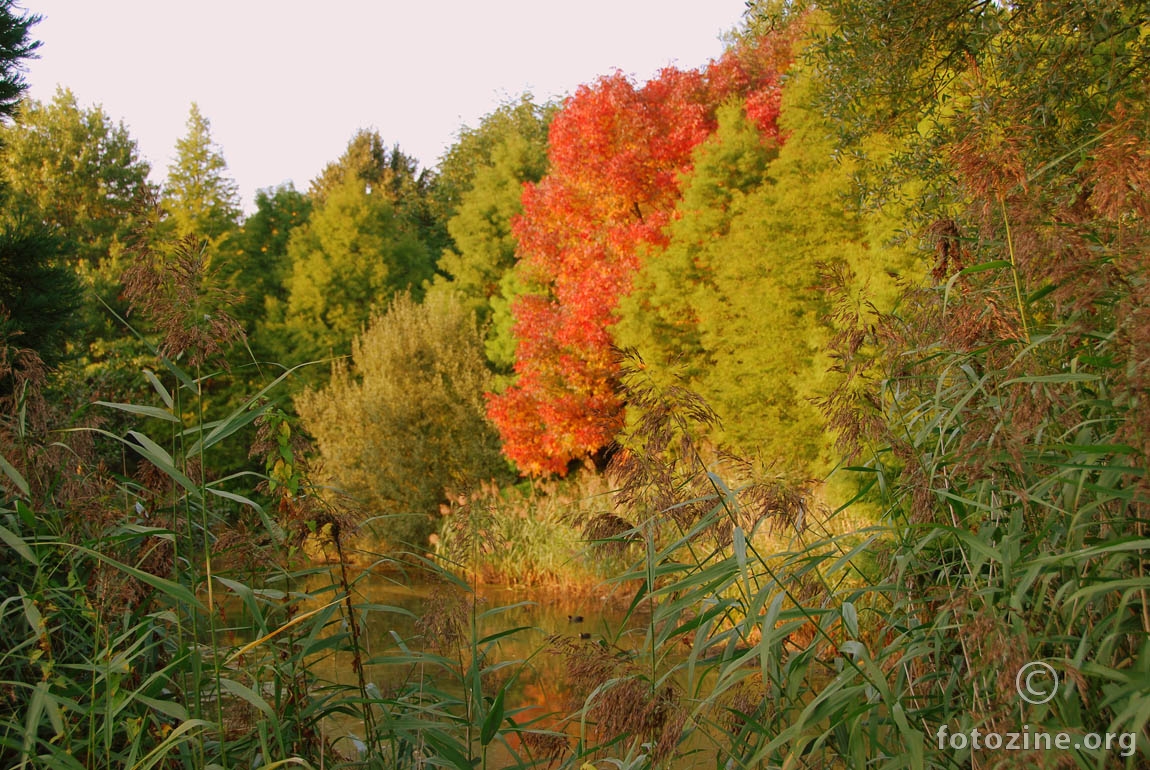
[[0, 0, 37, 124], [0, 88, 155, 355], [163, 102, 240, 243], [0, 224, 80, 368], [310, 129, 411, 202], [0, 3, 81, 370], [433, 95, 553, 223], [616, 100, 779, 388], [268, 173, 434, 365], [617, 67, 921, 474], [427, 97, 552, 371], [311, 129, 447, 257], [216, 183, 311, 349], [435, 113, 548, 318]]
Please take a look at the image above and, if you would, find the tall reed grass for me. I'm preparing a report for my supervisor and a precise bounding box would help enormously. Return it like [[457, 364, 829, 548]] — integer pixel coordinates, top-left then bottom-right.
[[2, 218, 1146, 770]]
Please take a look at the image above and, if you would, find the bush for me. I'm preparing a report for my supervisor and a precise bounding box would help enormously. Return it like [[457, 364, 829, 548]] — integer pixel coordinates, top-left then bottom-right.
[[297, 291, 511, 548]]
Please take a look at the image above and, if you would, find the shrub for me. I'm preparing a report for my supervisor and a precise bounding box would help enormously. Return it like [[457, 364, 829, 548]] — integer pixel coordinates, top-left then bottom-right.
[[297, 291, 511, 548]]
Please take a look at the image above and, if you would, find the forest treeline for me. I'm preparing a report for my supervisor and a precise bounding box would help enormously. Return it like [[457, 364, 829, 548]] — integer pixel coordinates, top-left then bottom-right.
[[3, 7, 919, 545], [1, 0, 1148, 767]]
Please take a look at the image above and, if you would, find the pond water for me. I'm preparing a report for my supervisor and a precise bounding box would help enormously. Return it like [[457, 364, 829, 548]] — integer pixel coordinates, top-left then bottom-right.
[[293, 568, 688, 766], [311, 572, 643, 690], [217, 561, 756, 767]]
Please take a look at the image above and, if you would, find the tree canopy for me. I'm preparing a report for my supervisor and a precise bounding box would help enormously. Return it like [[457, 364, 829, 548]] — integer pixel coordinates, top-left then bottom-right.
[[0, 4, 82, 371], [427, 96, 552, 371], [1, 87, 154, 266], [296, 291, 509, 547], [217, 183, 311, 345], [487, 30, 797, 475], [163, 102, 240, 243], [269, 172, 434, 365], [0, 0, 38, 124]]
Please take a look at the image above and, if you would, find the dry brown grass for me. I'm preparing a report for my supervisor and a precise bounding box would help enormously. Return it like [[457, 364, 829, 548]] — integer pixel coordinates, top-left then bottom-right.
[[548, 634, 687, 764], [120, 215, 243, 370]]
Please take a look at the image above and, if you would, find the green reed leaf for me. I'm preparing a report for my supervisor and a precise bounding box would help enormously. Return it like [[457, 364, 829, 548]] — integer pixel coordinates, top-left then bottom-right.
[[481, 687, 506, 746], [0, 523, 36, 565], [842, 601, 859, 639], [95, 401, 180, 423], [141, 369, 173, 409], [0, 451, 29, 498]]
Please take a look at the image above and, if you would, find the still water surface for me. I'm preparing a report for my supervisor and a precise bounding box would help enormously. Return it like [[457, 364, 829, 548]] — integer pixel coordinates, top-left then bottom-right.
[[297, 568, 671, 765]]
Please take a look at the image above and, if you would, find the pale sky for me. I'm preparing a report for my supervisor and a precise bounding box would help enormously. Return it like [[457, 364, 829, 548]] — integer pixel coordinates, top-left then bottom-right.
[[19, 1, 749, 213]]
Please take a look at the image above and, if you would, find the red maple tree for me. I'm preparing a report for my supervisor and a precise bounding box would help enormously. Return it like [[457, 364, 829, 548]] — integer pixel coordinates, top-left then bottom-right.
[[488, 31, 796, 475]]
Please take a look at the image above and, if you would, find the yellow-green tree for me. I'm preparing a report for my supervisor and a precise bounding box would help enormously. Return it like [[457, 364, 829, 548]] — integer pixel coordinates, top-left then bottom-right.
[[0, 87, 155, 356], [268, 173, 433, 365], [617, 69, 920, 474], [428, 96, 552, 371], [162, 103, 240, 244], [1, 87, 155, 267], [311, 129, 447, 258], [296, 291, 509, 547]]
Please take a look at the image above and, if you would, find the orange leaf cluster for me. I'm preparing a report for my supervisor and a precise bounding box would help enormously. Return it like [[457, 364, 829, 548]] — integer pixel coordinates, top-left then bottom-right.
[[487, 32, 794, 476]]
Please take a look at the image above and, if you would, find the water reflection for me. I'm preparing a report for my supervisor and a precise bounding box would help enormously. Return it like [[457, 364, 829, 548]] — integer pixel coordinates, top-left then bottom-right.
[[299, 569, 658, 764]]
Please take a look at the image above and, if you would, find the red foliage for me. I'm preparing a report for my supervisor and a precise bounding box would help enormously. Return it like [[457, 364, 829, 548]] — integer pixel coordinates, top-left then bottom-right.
[[488, 32, 795, 476]]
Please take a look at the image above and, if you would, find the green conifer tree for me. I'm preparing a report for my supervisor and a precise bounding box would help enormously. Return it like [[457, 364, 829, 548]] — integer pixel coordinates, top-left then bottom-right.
[[0, 3, 81, 369], [216, 184, 311, 347], [270, 174, 433, 365], [1, 87, 155, 352], [617, 72, 920, 474], [163, 102, 240, 243], [428, 97, 552, 373], [311, 129, 447, 257], [0, 0, 37, 124]]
